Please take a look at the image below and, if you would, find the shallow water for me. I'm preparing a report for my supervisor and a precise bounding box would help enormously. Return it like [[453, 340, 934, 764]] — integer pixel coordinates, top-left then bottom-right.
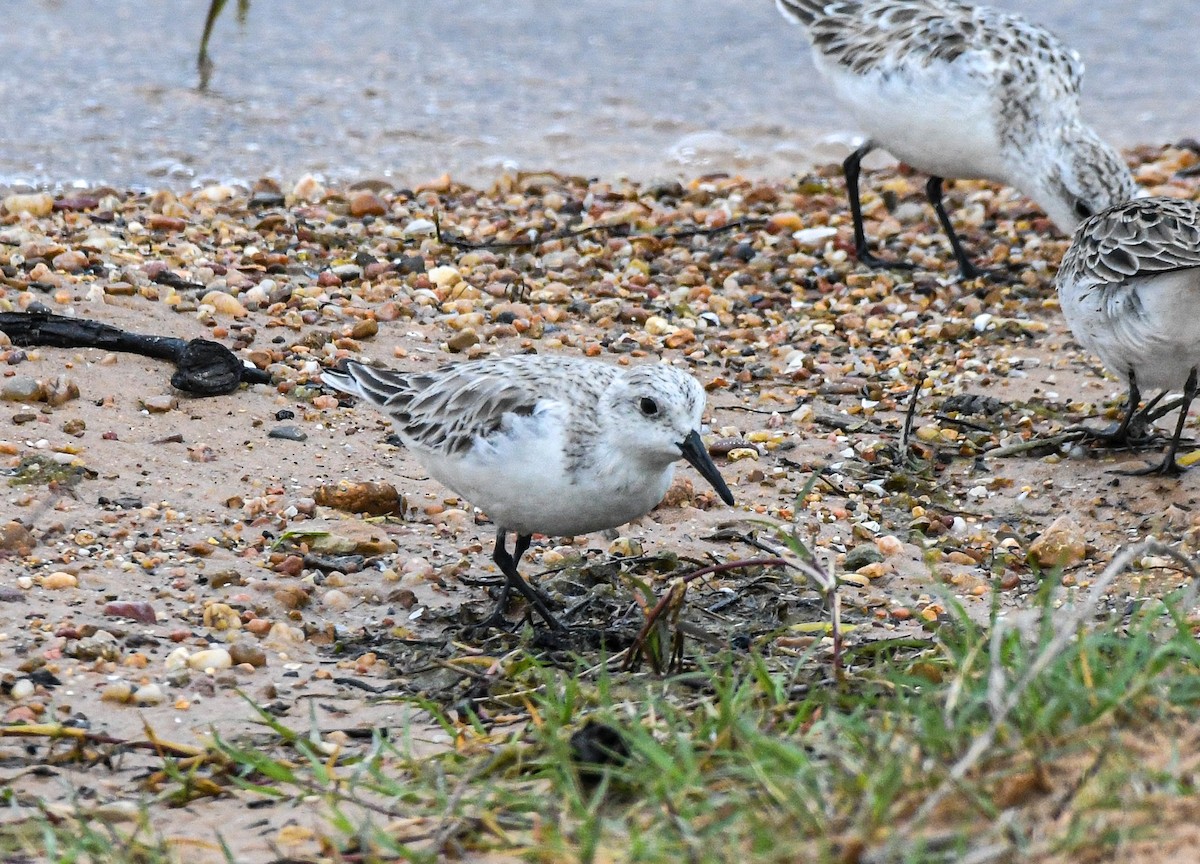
[[2, 0, 1196, 189]]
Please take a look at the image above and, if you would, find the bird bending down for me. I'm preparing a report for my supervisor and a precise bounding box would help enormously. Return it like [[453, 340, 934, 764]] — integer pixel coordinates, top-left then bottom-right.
[[775, 0, 1139, 279], [321, 355, 735, 629], [1056, 197, 1200, 476]]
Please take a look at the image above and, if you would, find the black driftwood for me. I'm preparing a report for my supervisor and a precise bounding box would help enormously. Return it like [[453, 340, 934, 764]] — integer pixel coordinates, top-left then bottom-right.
[[0, 310, 271, 396]]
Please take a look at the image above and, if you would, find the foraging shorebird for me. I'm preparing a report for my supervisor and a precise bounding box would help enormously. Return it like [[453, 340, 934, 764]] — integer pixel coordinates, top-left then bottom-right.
[[775, 0, 1140, 279], [322, 355, 735, 629], [1056, 197, 1200, 475]]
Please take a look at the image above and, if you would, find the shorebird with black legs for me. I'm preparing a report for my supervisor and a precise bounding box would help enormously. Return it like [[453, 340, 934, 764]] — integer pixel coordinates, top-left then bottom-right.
[[775, 0, 1140, 279], [1057, 197, 1200, 476], [322, 355, 735, 629]]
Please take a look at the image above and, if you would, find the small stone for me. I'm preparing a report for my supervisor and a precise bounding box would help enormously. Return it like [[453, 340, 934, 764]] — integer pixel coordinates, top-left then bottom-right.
[[147, 214, 187, 232], [200, 291, 248, 318], [1, 377, 44, 402], [1028, 515, 1087, 569], [0, 521, 34, 553], [104, 601, 158, 624], [292, 175, 326, 202], [41, 571, 78, 590], [51, 250, 89, 272], [268, 425, 307, 442], [313, 480, 404, 517], [875, 535, 904, 556], [4, 193, 54, 216], [727, 447, 759, 461], [274, 554, 304, 576], [857, 562, 889, 580], [274, 584, 311, 609], [164, 646, 191, 671], [132, 684, 165, 705], [10, 678, 34, 700], [309, 521, 398, 555], [141, 395, 178, 413], [322, 588, 352, 610], [101, 682, 134, 703], [446, 328, 479, 352], [61, 418, 86, 436], [349, 191, 387, 218], [427, 265, 462, 288], [229, 642, 267, 668], [350, 319, 378, 340], [188, 648, 233, 672], [45, 375, 80, 406], [844, 545, 884, 571], [202, 602, 241, 631]]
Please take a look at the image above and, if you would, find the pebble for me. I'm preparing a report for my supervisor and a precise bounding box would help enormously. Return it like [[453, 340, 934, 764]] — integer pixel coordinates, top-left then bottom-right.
[[292, 175, 326, 202], [101, 682, 134, 703], [10, 678, 35, 700], [1028, 515, 1087, 569], [446, 328, 479, 352], [313, 480, 404, 516], [0, 521, 34, 553], [188, 648, 234, 672], [202, 602, 241, 631], [844, 545, 884, 571], [4, 193, 54, 216], [142, 395, 178, 413], [427, 265, 462, 288], [165, 646, 191, 671], [41, 571, 78, 590], [268, 425, 308, 441], [201, 291, 249, 318], [402, 219, 436, 237], [349, 191, 387, 217], [133, 684, 165, 705], [322, 588, 352, 610], [1, 377, 44, 402], [229, 642, 267, 668], [104, 601, 158, 624]]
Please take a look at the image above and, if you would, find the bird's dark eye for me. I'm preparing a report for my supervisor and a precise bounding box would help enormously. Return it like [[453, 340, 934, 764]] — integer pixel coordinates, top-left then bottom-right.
[[639, 397, 659, 416], [1074, 200, 1093, 220]]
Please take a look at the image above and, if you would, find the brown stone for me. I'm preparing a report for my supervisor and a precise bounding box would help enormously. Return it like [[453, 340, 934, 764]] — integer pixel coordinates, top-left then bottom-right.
[[313, 480, 404, 517], [1028, 515, 1087, 569]]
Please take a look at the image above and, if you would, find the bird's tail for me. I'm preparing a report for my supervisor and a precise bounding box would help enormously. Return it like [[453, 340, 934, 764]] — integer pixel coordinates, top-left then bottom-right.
[[775, 0, 826, 28], [321, 361, 407, 406]]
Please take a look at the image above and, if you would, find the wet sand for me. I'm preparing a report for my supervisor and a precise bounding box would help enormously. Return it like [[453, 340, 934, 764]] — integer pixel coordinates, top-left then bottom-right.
[[2, 0, 1197, 188]]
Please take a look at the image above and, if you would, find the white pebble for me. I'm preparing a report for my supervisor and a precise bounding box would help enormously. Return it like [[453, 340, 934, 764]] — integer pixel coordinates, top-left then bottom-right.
[[10, 678, 34, 700], [188, 648, 233, 672], [133, 683, 165, 705]]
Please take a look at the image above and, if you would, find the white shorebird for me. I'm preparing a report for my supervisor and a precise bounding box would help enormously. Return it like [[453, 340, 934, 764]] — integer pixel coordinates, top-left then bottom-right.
[[322, 355, 735, 629], [1057, 197, 1200, 475], [775, 0, 1140, 279]]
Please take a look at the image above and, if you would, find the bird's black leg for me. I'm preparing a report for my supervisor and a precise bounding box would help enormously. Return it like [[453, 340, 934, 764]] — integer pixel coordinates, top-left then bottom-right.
[[1070, 370, 1160, 449], [492, 530, 564, 630], [1136, 391, 1180, 427], [1125, 368, 1199, 476], [925, 176, 989, 281], [843, 142, 914, 271], [1096, 371, 1142, 444]]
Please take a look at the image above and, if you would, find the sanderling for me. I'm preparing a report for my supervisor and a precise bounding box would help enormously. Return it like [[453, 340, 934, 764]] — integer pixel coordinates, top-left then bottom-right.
[[1057, 196, 1200, 475], [322, 355, 735, 628], [775, 0, 1139, 279]]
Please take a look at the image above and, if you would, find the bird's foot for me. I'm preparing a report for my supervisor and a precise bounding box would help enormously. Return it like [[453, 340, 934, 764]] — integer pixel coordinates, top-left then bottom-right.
[[855, 247, 916, 272], [1112, 457, 1188, 478]]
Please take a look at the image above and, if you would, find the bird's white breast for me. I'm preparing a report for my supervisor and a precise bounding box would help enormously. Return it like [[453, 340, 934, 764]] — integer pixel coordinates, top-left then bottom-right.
[[817, 53, 1010, 183], [1060, 269, 1200, 392], [409, 401, 675, 538]]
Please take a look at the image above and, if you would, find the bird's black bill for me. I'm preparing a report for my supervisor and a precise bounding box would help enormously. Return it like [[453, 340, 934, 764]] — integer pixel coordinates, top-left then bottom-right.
[[678, 429, 735, 506]]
